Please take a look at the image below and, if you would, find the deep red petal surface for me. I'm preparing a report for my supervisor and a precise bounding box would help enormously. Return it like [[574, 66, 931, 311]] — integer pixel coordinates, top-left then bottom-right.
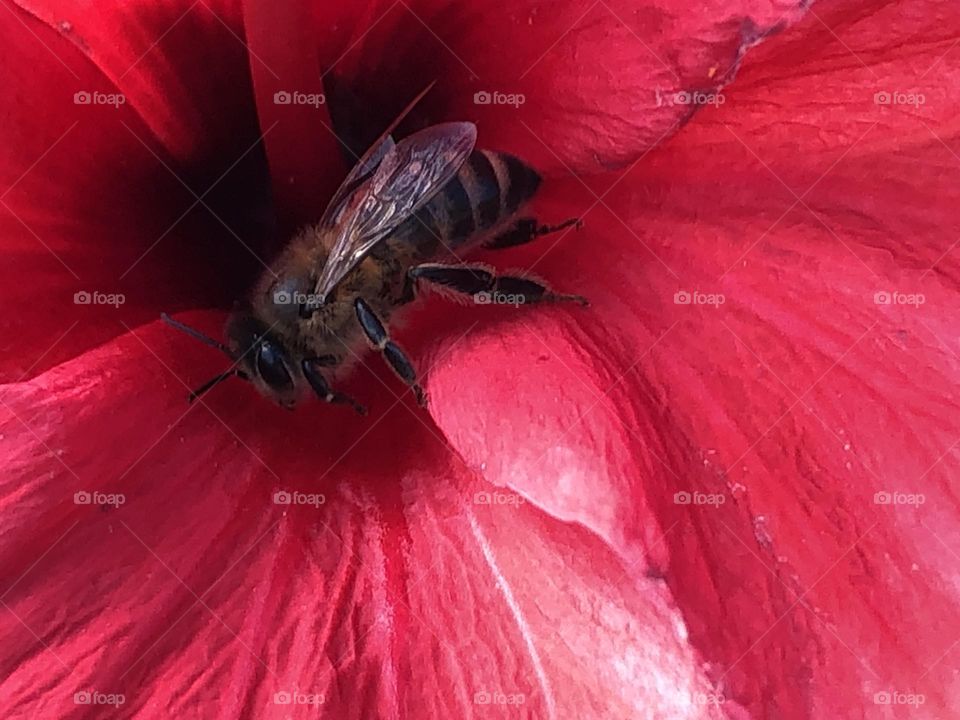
[[0, 321, 728, 719], [0, 0, 268, 380], [311, 0, 810, 178], [2, 0, 958, 718], [429, 1, 960, 716], [9, 0, 255, 161]]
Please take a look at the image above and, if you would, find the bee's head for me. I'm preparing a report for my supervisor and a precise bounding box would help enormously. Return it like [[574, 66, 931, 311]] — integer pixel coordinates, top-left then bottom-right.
[[225, 313, 303, 408], [161, 312, 304, 409]]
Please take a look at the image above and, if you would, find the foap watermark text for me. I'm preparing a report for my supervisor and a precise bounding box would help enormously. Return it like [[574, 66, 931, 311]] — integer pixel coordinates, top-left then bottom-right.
[[474, 690, 526, 705], [874, 491, 925, 506], [273, 490, 325, 507], [74, 491, 125, 508], [473, 491, 525, 507], [674, 491, 725, 507], [74, 290, 125, 308], [674, 90, 725, 106], [874, 690, 925, 706], [274, 690, 325, 706], [273, 290, 323, 306], [474, 91, 525, 108], [74, 91, 125, 108], [674, 290, 725, 307], [74, 691, 125, 706], [874, 90, 925, 107], [874, 290, 925, 306], [273, 91, 325, 107], [475, 291, 525, 307]]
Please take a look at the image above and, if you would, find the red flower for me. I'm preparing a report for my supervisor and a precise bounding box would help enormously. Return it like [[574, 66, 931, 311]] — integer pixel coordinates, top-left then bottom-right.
[[1, 0, 958, 717]]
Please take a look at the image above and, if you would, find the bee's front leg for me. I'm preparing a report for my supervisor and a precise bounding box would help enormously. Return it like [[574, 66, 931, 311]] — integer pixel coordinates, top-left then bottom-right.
[[302, 358, 367, 415], [354, 298, 427, 406]]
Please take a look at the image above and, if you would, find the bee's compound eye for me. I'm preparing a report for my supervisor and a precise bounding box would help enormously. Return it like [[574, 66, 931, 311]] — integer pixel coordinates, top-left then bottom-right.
[[256, 342, 293, 391]]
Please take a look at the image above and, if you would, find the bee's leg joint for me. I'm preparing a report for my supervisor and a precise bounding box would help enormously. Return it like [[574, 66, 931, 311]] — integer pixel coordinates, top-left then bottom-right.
[[354, 298, 427, 406], [408, 264, 587, 307]]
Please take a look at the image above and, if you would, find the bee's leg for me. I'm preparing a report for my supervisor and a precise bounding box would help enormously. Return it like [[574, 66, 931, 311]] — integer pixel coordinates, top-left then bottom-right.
[[409, 264, 588, 306], [484, 217, 581, 250], [397, 271, 417, 305], [354, 298, 427, 406], [302, 358, 367, 415]]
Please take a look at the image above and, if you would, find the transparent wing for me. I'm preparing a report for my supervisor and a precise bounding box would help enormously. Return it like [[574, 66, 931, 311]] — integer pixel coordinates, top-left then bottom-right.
[[318, 135, 395, 230], [313, 121, 476, 302], [319, 81, 434, 229]]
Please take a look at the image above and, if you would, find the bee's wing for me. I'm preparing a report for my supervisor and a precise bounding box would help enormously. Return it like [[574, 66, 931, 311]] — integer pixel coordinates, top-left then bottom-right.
[[319, 82, 435, 229], [318, 137, 395, 229], [313, 121, 477, 302]]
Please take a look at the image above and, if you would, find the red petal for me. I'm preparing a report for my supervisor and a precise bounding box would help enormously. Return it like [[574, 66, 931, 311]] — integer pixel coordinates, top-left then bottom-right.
[[0, 1, 267, 380], [313, 0, 810, 177], [9, 0, 257, 161], [242, 0, 343, 230], [4, 0, 958, 716], [429, 2, 960, 715], [0, 320, 724, 718]]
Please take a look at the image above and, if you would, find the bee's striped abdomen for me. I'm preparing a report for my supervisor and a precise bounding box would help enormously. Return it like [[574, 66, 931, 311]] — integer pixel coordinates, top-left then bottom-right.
[[408, 150, 541, 252]]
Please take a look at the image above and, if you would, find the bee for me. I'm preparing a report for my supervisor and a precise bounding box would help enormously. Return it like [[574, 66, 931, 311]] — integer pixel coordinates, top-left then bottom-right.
[[163, 87, 586, 412]]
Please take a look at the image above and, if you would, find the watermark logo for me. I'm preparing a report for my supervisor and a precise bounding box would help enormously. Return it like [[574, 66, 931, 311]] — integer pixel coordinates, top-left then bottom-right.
[[273, 490, 325, 507], [874, 491, 925, 506], [273, 90, 325, 108], [74, 290, 125, 308], [74, 691, 125, 706], [74, 91, 125, 108], [674, 290, 725, 307], [674, 491, 725, 506], [874, 690, 925, 706], [473, 90, 525, 108], [874, 91, 925, 107], [474, 491, 525, 507], [74, 490, 125, 508], [688, 691, 726, 706], [674, 90, 725, 106], [273, 690, 325, 706], [474, 291, 525, 307], [272, 289, 324, 307], [474, 691, 526, 705], [873, 290, 925, 306]]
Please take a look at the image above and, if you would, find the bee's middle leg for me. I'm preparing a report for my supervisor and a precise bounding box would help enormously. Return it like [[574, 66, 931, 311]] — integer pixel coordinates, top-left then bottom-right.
[[484, 216, 581, 250], [408, 264, 588, 306], [354, 298, 427, 406]]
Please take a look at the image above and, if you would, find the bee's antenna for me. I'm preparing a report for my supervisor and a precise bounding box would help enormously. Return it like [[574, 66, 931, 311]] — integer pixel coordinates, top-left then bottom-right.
[[161, 313, 235, 358], [189, 369, 249, 403], [385, 80, 436, 134]]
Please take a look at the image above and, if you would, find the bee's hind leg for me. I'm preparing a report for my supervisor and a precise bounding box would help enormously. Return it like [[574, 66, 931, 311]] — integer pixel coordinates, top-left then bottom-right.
[[354, 298, 427, 406], [484, 216, 581, 250], [302, 358, 367, 415], [409, 264, 588, 306]]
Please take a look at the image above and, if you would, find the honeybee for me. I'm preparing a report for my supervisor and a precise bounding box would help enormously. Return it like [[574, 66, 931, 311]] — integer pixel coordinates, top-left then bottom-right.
[[164, 87, 586, 412]]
